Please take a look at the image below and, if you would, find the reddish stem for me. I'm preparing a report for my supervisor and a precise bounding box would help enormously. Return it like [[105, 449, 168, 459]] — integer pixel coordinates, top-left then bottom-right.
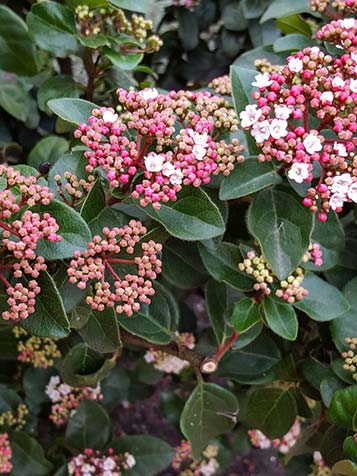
[[106, 257, 136, 265], [303, 103, 309, 131], [104, 260, 122, 282], [0, 271, 11, 289], [213, 331, 240, 363], [0, 222, 20, 237]]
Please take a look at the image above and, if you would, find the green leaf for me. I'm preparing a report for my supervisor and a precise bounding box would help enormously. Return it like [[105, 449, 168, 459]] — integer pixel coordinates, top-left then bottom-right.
[[48, 98, 98, 125], [21, 271, 70, 338], [274, 33, 313, 52], [219, 156, 281, 200], [27, 1, 77, 57], [54, 263, 86, 313], [112, 435, 174, 476], [331, 279, 357, 352], [61, 343, 115, 387], [332, 460, 357, 476], [23, 367, 56, 414], [230, 64, 255, 116], [262, 296, 298, 340], [232, 298, 261, 334], [180, 383, 239, 459], [247, 189, 313, 280], [244, 388, 297, 439], [0, 6, 37, 76], [162, 238, 208, 289], [80, 178, 106, 223], [205, 279, 234, 345], [79, 307, 121, 353], [108, 0, 152, 13], [103, 47, 143, 71], [10, 431, 53, 476], [101, 367, 130, 410], [0, 385, 21, 413], [134, 187, 225, 241], [48, 150, 88, 199], [343, 436, 357, 459], [276, 14, 312, 37], [328, 386, 357, 430], [0, 72, 32, 122], [198, 242, 254, 291], [261, 0, 310, 22], [33, 199, 92, 260], [294, 273, 349, 322], [117, 282, 178, 344], [65, 400, 112, 450], [37, 75, 81, 114], [222, 3, 248, 32], [28, 136, 69, 169]]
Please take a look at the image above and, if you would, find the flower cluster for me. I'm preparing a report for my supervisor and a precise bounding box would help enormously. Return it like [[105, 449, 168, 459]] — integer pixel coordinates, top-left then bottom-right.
[[67, 221, 162, 316], [248, 419, 301, 454], [341, 337, 357, 379], [0, 404, 28, 431], [254, 58, 283, 74], [54, 172, 95, 207], [309, 451, 332, 476], [172, 441, 219, 476], [0, 434, 12, 474], [310, 0, 357, 13], [144, 332, 195, 374], [239, 44, 357, 220], [68, 448, 136, 476], [208, 75, 232, 96], [0, 166, 62, 321], [13, 327, 61, 368], [46, 376, 102, 426], [75, 5, 162, 53], [238, 248, 321, 303], [74, 88, 244, 209], [317, 19, 357, 54]]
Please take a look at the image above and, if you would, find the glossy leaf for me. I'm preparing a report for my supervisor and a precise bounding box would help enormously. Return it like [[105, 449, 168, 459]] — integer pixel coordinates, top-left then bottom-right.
[[328, 386, 357, 430], [262, 296, 298, 340], [232, 298, 261, 334], [261, 0, 310, 22], [28, 136, 69, 169], [48, 98, 98, 125], [11, 432, 53, 476], [79, 307, 121, 353]]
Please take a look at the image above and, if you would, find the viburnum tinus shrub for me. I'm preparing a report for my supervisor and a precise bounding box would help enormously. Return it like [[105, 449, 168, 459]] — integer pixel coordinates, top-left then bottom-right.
[[0, 0, 357, 475]]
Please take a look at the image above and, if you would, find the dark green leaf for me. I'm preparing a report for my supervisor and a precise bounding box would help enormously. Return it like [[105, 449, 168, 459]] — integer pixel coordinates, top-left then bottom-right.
[[261, 0, 310, 22], [37, 75, 82, 114], [28, 136, 69, 169], [0, 72, 32, 122], [232, 298, 260, 334], [205, 279, 234, 345], [108, 0, 152, 13], [103, 47, 143, 71], [10, 431, 53, 476], [48, 98, 98, 125], [262, 296, 298, 340], [328, 386, 357, 430], [79, 307, 121, 353], [274, 33, 314, 52]]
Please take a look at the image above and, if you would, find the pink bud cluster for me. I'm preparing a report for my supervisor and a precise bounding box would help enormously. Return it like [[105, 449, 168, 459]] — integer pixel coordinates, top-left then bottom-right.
[[67, 221, 162, 316], [68, 448, 136, 476], [208, 75, 232, 96], [172, 441, 219, 476], [45, 376, 103, 426], [248, 419, 301, 454], [144, 332, 195, 374], [304, 242, 324, 266], [74, 87, 244, 209], [317, 19, 357, 53], [54, 172, 95, 207], [310, 0, 357, 12], [240, 45, 357, 220], [0, 433, 12, 474]]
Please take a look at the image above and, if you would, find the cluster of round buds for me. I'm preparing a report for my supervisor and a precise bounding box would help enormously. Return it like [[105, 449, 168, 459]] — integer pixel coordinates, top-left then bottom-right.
[[67, 221, 162, 316], [239, 44, 357, 220], [0, 404, 28, 431], [275, 268, 309, 304], [254, 58, 283, 74], [341, 337, 357, 379], [302, 242, 324, 266], [249, 419, 301, 454], [45, 376, 103, 426], [172, 441, 219, 476], [310, 0, 357, 12], [75, 88, 244, 209], [68, 448, 136, 476], [0, 433, 12, 474], [208, 75, 231, 96], [317, 19, 357, 54], [54, 172, 95, 207], [309, 451, 332, 476], [13, 327, 61, 368], [2, 281, 41, 321], [144, 332, 195, 374], [238, 251, 274, 296]]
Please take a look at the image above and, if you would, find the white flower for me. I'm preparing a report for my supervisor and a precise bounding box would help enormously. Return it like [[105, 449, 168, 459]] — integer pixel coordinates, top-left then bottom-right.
[[59, 384, 71, 396], [313, 451, 323, 465], [144, 351, 156, 363], [334, 141, 348, 157], [187, 129, 209, 147], [287, 162, 310, 183], [138, 88, 159, 100], [103, 471, 113, 476], [103, 458, 116, 471], [320, 91, 334, 103], [269, 119, 288, 139], [126, 454, 136, 468], [288, 57, 303, 73], [144, 153, 165, 173], [162, 162, 175, 177], [310, 46, 321, 55], [251, 120, 270, 143], [102, 110, 118, 124], [341, 18, 356, 29], [169, 169, 184, 185], [331, 173, 353, 193], [348, 182, 357, 202], [274, 105, 291, 120], [329, 192, 346, 210], [303, 133, 322, 154], [192, 144, 206, 161], [350, 78, 357, 93], [199, 460, 219, 476], [352, 51, 357, 62], [251, 72, 273, 88], [332, 77, 346, 88], [68, 462, 75, 475], [239, 105, 262, 128]]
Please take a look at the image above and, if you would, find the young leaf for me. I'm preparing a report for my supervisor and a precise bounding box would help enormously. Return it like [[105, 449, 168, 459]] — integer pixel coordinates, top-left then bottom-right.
[[232, 298, 261, 334], [65, 400, 112, 450], [262, 296, 298, 340], [247, 188, 313, 280], [48, 98, 98, 125], [112, 435, 175, 476], [180, 383, 239, 459]]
